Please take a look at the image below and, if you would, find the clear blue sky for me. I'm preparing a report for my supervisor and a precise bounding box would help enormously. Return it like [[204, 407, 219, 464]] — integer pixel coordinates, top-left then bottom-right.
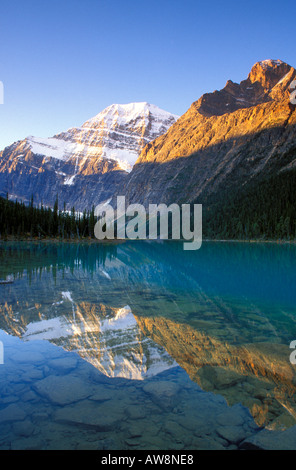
[[0, 0, 295, 149]]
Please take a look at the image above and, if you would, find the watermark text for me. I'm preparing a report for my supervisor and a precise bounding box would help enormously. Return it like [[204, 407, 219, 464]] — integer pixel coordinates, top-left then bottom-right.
[[94, 196, 202, 250], [290, 80, 296, 105], [290, 340, 296, 364]]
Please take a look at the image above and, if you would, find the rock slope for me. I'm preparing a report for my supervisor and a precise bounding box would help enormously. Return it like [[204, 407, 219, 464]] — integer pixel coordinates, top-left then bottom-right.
[[0, 102, 178, 210], [120, 60, 296, 208]]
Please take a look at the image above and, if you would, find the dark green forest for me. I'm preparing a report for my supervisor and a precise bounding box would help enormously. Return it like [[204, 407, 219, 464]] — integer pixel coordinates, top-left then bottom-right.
[[0, 195, 96, 239], [0, 169, 295, 241], [202, 169, 296, 240]]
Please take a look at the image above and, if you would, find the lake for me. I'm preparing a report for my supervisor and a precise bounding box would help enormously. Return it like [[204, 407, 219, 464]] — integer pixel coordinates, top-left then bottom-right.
[[0, 240, 295, 450]]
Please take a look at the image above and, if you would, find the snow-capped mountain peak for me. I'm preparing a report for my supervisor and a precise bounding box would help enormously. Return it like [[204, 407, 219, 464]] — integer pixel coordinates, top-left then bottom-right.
[[53, 101, 179, 171], [0, 102, 179, 209], [84, 102, 178, 128], [22, 101, 178, 171]]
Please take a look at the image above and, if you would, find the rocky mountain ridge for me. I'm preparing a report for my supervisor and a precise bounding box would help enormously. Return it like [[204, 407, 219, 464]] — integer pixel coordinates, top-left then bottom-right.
[[0, 102, 178, 210], [1, 59, 295, 238], [119, 60, 296, 212]]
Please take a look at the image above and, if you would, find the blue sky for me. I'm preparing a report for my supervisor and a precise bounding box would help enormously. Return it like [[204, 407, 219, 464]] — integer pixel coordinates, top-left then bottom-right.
[[0, 0, 295, 149]]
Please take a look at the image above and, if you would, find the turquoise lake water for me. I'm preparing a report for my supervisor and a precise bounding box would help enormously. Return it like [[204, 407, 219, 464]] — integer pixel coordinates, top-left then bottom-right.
[[0, 240, 295, 449]]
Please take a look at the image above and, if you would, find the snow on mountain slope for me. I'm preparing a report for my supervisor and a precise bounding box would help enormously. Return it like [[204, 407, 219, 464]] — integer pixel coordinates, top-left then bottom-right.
[[28, 102, 179, 172], [22, 303, 177, 380], [0, 102, 179, 209]]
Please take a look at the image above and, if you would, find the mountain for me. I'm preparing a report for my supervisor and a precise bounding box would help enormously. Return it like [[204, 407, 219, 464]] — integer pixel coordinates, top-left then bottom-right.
[[0, 102, 178, 210], [2, 60, 296, 239], [119, 60, 296, 238], [1, 241, 296, 429], [21, 303, 177, 380]]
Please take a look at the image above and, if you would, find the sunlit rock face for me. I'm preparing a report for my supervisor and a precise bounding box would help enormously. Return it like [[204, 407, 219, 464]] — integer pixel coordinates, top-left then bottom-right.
[[120, 60, 296, 207], [135, 316, 296, 430], [1, 241, 296, 430], [0, 102, 178, 210], [3, 284, 295, 429]]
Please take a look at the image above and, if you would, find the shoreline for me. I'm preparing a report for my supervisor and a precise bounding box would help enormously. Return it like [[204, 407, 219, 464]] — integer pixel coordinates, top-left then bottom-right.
[[0, 236, 295, 246], [0, 236, 126, 245], [203, 238, 296, 245]]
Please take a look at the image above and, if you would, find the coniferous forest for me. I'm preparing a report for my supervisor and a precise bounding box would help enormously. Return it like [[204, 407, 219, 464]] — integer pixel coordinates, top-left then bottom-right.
[[202, 169, 296, 241], [0, 169, 295, 241], [0, 195, 96, 240]]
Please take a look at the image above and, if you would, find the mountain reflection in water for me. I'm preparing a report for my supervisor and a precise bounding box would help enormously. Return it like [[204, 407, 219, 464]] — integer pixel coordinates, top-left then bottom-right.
[[0, 240, 296, 430]]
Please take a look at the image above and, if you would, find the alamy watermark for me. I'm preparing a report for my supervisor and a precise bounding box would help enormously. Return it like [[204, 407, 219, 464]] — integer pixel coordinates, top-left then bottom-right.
[[290, 80, 296, 105], [94, 196, 202, 250], [290, 340, 296, 365], [0, 81, 3, 104]]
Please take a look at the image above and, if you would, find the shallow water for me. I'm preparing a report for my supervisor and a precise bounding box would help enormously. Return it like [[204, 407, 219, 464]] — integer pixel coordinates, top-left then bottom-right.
[[0, 240, 296, 449]]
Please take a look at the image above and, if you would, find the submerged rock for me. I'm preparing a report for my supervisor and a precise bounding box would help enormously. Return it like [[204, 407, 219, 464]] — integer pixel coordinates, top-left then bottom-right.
[[0, 404, 27, 423], [33, 374, 92, 405], [54, 400, 123, 431], [240, 425, 296, 450], [142, 380, 181, 409]]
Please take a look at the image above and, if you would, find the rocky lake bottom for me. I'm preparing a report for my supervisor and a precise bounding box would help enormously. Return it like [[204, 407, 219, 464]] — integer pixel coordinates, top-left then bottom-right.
[[0, 241, 296, 450], [1, 331, 296, 450]]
